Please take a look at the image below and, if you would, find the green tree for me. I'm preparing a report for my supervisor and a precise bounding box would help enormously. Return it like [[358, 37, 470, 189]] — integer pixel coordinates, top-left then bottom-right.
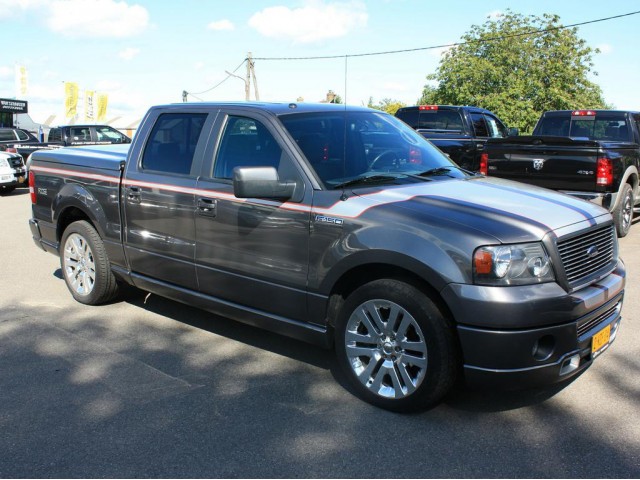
[[420, 10, 609, 133], [367, 97, 407, 115]]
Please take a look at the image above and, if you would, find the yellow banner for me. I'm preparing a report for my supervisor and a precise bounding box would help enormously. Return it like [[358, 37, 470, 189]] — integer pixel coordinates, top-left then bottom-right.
[[84, 90, 95, 122], [96, 93, 108, 122], [15, 65, 28, 96], [64, 82, 79, 119]]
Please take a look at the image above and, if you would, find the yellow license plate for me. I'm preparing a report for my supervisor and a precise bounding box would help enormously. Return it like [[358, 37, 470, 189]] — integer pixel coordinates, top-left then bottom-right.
[[591, 325, 611, 355]]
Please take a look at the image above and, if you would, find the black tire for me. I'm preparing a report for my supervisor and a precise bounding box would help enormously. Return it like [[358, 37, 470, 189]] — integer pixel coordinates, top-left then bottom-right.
[[334, 279, 459, 412], [0, 185, 16, 195], [60, 220, 120, 305], [613, 183, 634, 238]]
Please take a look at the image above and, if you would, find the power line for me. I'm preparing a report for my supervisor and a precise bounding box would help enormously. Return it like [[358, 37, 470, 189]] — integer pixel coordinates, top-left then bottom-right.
[[253, 10, 640, 61], [184, 59, 247, 100]]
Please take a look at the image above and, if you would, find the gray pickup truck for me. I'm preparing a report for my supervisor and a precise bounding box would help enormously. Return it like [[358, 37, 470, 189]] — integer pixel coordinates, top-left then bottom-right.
[[28, 102, 625, 412]]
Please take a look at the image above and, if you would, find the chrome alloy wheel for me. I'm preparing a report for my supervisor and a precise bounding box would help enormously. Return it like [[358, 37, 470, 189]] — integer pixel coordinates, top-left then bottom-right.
[[63, 233, 96, 296], [344, 299, 428, 399], [621, 190, 633, 232]]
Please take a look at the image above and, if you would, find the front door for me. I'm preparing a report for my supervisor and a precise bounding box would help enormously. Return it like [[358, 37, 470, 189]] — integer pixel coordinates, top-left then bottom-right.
[[195, 112, 312, 322]]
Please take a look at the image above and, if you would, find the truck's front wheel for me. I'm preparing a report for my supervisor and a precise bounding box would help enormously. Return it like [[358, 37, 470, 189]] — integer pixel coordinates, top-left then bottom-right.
[[613, 183, 634, 237], [334, 279, 459, 412], [60, 220, 119, 305]]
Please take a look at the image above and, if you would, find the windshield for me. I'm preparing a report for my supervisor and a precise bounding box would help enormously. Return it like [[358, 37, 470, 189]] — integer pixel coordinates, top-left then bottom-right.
[[279, 111, 471, 189]]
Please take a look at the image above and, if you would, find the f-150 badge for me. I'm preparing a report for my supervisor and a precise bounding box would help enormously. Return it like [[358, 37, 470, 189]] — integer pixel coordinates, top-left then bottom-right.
[[315, 215, 344, 226]]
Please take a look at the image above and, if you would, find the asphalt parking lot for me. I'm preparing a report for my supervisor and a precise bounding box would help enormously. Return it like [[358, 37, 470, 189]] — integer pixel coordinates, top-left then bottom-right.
[[1, 186, 639, 478]]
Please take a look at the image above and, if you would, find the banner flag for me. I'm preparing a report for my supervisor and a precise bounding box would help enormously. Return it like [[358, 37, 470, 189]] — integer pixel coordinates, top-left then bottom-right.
[[15, 65, 28, 96], [84, 90, 95, 122], [96, 93, 108, 122], [64, 82, 79, 119]]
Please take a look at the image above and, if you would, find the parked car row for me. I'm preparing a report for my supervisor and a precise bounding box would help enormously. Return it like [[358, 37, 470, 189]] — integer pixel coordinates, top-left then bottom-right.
[[0, 124, 132, 194], [395, 106, 640, 237]]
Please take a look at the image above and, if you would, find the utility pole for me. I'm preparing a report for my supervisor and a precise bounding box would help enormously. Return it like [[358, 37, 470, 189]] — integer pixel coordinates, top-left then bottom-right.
[[247, 52, 259, 101], [244, 53, 252, 101]]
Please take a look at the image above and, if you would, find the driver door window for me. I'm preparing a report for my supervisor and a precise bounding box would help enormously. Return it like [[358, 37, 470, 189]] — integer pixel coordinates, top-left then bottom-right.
[[213, 116, 283, 179]]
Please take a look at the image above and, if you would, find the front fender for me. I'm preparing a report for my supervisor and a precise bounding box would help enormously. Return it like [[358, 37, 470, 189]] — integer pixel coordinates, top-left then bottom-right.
[[318, 225, 475, 296]]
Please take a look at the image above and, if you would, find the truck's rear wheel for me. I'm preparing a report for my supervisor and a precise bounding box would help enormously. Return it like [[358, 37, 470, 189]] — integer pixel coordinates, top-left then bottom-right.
[[613, 183, 633, 237], [334, 279, 458, 412], [60, 220, 119, 305]]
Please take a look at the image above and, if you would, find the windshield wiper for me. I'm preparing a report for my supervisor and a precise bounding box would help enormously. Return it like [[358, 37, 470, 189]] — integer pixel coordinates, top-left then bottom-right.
[[415, 166, 479, 178], [332, 174, 406, 189], [415, 167, 456, 177]]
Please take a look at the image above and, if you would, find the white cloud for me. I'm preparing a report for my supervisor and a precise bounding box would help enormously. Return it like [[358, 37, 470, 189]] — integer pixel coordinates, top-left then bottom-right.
[[118, 47, 140, 61], [248, 1, 368, 43], [47, 0, 149, 38], [194, 61, 205, 70], [597, 43, 613, 55], [0, 0, 46, 19], [207, 19, 234, 31]]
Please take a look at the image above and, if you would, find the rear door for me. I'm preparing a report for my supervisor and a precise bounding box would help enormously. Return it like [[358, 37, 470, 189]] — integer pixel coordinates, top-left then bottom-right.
[[194, 109, 312, 322], [123, 109, 215, 290]]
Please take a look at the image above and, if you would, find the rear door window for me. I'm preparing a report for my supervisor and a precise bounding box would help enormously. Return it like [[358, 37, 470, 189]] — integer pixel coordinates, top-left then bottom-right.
[[69, 127, 91, 142], [0, 130, 16, 141], [16, 130, 30, 141], [470, 113, 489, 137], [141, 113, 207, 175]]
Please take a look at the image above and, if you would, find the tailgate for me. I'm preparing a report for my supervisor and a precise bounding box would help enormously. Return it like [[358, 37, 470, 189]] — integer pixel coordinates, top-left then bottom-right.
[[486, 136, 601, 191]]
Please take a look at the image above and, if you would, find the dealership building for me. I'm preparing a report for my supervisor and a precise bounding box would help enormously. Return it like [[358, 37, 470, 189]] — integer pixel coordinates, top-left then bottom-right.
[[0, 98, 29, 128]]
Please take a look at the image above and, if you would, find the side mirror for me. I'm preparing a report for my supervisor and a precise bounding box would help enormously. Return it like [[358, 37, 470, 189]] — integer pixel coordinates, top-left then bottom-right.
[[233, 167, 298, 201], [508, 127, 519, 137]]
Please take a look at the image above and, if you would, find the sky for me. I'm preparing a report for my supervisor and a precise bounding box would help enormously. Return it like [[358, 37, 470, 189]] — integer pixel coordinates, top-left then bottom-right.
[[1, 0, 639, 128]]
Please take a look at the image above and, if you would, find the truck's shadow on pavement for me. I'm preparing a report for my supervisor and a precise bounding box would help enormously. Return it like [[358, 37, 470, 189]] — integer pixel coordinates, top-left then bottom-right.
[[51, 267, 580, 413]]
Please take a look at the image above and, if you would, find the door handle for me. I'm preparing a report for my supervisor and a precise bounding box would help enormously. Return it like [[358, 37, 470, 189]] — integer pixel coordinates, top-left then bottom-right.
[[127, 186, 141, 203], [197, 198, 217, 217]]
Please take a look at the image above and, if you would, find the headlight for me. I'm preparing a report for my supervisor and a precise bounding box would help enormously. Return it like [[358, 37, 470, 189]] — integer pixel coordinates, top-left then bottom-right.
[[0, 158, 9, 168], [473, 242, 555, 286]]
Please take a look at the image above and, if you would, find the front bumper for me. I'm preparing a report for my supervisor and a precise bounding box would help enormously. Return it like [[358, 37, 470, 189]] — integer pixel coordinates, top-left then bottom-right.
[[442, 260, 625, 389]]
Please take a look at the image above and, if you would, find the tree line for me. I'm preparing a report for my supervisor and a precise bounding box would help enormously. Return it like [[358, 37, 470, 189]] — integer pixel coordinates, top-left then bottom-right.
[[367, 10, 609, 133]]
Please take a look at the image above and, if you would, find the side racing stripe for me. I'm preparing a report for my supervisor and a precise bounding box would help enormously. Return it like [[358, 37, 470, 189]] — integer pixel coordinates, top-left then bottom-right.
[[30, 164, 591, 228]]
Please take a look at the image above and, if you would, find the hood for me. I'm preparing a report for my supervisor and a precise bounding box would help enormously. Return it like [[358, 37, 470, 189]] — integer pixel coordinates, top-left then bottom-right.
[[341, 176, 610, 243]]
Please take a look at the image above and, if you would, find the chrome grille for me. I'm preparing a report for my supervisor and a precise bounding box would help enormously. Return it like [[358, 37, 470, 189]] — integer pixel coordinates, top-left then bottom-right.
[[577, 301, 620, 337], [557, 225, 615, 285]]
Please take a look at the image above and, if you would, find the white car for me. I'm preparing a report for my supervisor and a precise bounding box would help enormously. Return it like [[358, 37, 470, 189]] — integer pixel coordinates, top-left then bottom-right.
[[0, 151, 26, 194]]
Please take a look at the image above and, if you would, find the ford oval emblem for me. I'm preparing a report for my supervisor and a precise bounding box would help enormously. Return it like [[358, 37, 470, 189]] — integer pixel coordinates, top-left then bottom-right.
[[586, 245, 599, 258], [533, 159, 545, 171]]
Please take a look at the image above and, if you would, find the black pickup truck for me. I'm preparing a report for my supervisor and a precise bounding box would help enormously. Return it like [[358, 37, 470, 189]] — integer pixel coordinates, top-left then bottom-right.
[[395, 105, 518, 171], [28, 102, 625, 412], [3, 124, 131, 165], [483, 110, 640, 237]]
